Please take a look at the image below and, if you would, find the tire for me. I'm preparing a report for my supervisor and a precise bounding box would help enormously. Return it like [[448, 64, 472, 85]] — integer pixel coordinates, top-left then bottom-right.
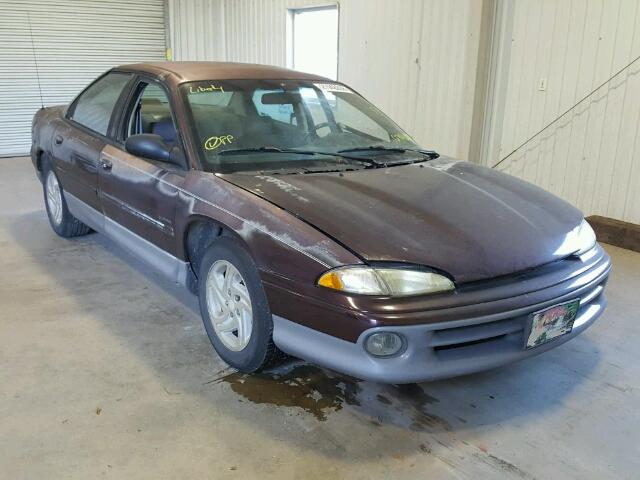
[[197, 236, 284, 372], [42, 158, 91, 238]]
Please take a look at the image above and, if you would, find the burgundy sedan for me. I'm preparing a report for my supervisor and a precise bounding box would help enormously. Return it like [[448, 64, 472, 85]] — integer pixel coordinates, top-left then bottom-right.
[[31, 62, 610, 383]]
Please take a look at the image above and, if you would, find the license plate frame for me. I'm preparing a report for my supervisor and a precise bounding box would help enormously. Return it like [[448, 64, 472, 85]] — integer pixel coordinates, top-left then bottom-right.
[[525, 299, 581, 349]]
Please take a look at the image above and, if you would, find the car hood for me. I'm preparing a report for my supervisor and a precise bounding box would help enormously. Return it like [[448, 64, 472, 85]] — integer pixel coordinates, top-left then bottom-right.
[[222, 157, 584, 283]]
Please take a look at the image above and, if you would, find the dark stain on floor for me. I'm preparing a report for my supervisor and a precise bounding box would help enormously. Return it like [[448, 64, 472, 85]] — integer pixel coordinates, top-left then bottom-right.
[[214, 363, 450, 431], [219, 364, 361, 421], [381, 383, 450, 431]]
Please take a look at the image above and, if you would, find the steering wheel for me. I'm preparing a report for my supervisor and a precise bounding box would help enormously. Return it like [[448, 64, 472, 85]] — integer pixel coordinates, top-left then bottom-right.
[[304, 122, 332, 141]]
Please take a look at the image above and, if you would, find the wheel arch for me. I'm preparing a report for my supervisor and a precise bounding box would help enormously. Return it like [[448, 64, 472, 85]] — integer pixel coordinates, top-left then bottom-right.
[[183, 215, 252, 280]]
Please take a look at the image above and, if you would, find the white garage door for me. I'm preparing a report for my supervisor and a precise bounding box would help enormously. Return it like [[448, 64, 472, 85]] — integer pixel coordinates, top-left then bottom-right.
[[0, 0, 166, 157]]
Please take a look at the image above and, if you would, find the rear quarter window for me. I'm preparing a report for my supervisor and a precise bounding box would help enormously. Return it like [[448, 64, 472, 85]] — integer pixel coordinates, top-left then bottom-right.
[[70, 72, 132, 136]]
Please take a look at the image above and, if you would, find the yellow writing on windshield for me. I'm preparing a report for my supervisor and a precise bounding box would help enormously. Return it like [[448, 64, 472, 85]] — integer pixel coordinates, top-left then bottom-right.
[[190, 84, 225, 94], [204, 135, 234, 150]]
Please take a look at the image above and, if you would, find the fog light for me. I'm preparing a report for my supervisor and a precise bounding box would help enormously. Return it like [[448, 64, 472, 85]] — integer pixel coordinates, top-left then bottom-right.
[[365, 332, 404, 357]]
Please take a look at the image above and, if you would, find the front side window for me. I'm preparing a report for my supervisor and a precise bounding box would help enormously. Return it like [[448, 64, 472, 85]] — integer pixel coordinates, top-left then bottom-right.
[[124, 82, 177, 146], [182, 79, 420, 173], [70, 73, 132, 135]]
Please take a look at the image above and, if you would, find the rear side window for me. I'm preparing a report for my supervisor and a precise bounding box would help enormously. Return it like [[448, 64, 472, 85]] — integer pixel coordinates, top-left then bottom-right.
[[70, 73, 132, 135]]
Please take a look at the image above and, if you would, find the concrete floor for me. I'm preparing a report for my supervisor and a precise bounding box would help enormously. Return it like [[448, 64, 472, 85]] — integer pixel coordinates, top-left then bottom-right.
[[0, 155, 638, 480]]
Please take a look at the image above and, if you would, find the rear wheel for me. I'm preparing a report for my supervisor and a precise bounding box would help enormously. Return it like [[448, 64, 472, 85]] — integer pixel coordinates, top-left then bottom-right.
[[197, 237, 283, 372], [42, 159, 91, 238]]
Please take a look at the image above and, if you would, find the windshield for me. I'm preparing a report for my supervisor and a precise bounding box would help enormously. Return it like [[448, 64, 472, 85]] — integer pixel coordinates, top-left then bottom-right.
[[181, 79, 424, 174]]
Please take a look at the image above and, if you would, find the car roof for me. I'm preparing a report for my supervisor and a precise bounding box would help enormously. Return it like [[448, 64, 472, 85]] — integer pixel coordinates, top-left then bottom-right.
[[117, 61, 331, 85]]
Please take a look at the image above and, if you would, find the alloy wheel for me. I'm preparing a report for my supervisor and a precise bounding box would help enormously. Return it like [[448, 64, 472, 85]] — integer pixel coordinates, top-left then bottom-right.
[[46, 170, 63, 226], [205, 259, 254, 351]]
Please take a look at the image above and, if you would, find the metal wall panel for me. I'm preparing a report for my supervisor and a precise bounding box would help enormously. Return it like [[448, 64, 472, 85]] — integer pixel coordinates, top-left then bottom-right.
[[487, 0, 640, 223], [0, 0, 166, 157], [167, 0, 226, 61], [169, 0, 483, 159]]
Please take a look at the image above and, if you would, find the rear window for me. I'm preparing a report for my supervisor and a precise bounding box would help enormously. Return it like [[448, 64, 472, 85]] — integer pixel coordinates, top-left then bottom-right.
[[70, 73, 132, 135]]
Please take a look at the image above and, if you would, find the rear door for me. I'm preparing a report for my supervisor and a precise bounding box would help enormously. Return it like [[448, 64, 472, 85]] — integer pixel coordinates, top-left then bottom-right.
[[98, 77, 186, 259], [53, 72, 133, 212]]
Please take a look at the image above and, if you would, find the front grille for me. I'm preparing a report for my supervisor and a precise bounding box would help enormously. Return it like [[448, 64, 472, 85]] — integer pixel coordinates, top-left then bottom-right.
[[433, 334, 510, 351], [429, 316, 523, 351], [426, 280, 606, 355]]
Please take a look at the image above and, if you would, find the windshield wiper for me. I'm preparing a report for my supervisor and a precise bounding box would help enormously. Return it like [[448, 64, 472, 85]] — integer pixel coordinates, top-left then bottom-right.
[[338, 145, 439, 159], [269, 165, 364, 175], [404, 148, 439, 159], [218, 147, 317, 156], [339, 145, 407, 154], [217, 146, 380, 168], [218, 145, 439, 171]]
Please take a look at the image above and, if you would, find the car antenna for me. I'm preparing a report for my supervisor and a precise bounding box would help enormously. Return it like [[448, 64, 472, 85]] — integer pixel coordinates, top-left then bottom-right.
[[26, 12, 45, 110]]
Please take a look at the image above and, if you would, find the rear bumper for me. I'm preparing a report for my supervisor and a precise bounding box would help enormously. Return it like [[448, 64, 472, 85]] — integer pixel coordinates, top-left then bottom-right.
[[30, 145, 42, 181], [272, 247, 611, 383]]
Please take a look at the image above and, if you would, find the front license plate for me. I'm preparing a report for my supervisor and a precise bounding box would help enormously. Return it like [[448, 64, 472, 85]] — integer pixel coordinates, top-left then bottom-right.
[[526, 299, 580, 349]]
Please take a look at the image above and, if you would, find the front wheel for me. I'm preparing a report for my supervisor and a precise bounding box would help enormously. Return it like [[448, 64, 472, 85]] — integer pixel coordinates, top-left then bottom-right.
[[42, 160, 91, 238], [197, 237, 283, 372]]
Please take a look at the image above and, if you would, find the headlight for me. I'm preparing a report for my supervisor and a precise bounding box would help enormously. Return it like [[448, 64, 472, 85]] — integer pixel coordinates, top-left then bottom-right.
[[575, 219, 596, 255], [317, 266, 454, 296]]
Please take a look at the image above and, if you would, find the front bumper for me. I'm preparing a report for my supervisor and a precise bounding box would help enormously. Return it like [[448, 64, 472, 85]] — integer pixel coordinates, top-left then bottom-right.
[[271, 247, 611, 383]]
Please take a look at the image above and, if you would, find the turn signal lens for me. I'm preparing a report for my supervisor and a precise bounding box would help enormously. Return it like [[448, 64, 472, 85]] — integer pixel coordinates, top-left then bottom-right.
[[317, 266, 454, 296], [317, 271, 344, 290], [318, 267, 387, 294]]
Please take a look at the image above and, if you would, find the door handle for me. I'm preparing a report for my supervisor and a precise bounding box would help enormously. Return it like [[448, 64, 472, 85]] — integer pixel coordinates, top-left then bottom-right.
[[54, 135, 64, 145], [101, 159, 113, 172]]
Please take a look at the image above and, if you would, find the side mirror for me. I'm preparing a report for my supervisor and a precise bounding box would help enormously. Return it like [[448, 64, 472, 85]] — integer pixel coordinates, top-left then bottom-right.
[[125, 134, 184, 167]]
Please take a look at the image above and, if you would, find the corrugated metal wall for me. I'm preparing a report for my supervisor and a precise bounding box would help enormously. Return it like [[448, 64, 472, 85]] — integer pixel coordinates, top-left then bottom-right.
[[339, 0, 484, 160], [0, 0, 166, 157], [486, 0, 640, 223], [167, 0, 226, 60], [169, 0, 484, 159]]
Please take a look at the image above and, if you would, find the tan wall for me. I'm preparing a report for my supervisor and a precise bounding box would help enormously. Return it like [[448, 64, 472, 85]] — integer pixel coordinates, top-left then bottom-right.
[[168, 0, 485, 159], [485, 0, 640, 223]]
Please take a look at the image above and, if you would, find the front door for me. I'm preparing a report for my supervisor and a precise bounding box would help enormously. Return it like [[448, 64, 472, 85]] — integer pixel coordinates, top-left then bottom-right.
[[98, 80, 186, 277]]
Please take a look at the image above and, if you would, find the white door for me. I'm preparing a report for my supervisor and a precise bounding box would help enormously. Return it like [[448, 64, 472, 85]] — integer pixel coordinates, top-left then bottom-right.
[[288, 6, 339, 80]]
